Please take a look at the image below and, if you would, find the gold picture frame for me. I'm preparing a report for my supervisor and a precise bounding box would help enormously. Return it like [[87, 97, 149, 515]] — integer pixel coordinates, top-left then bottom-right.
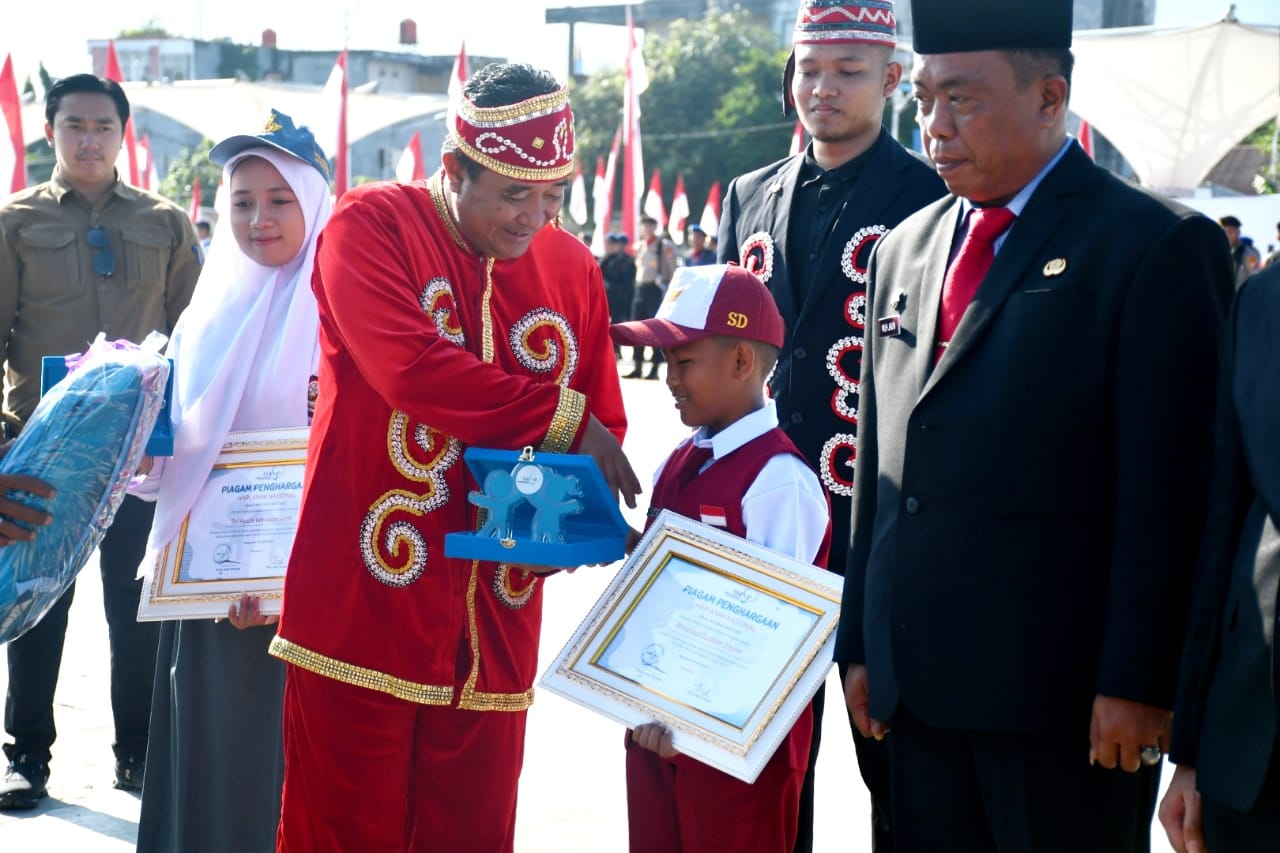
[[539, 509, 841, 783], [137, 427, 308, 621]]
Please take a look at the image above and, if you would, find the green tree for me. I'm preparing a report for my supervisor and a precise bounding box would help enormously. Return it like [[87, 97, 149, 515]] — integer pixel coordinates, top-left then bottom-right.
[[572, 9, 792, 234], [37, 63, 53, 97], [119, 20, 172, 38], [1243, 118, 1277, 193], [158, 138, 221, 211], [216, 40, 260, 80]]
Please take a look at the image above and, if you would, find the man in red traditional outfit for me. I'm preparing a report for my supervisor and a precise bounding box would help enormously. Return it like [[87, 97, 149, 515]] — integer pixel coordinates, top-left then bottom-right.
[[271, 63, 639, 851]]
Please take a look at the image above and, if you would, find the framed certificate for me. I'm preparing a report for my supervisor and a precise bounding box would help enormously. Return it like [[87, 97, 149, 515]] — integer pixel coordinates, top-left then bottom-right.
[[137, 427, 308, 621], [539, 509, 841, 783]]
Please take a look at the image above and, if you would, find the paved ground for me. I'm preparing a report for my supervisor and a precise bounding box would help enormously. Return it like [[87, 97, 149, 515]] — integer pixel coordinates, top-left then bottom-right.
[[0, 367, 1173, 850]]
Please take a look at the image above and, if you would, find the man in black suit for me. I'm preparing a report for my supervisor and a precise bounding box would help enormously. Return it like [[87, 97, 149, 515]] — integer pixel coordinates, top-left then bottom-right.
[[719, 2, 945, 849], [834, 1, 1234, 849], [1159, 261, 1280, 852]]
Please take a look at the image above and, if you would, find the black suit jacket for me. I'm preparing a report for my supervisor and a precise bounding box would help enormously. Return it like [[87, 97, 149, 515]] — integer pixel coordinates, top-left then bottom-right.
[[834, 142, 1234, 734], [1171, 263, 1280, 812], [718, 130, 945, 575]]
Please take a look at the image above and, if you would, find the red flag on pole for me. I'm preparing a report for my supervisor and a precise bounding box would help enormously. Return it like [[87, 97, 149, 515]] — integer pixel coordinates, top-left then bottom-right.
[[589, 127, 622, 256], [137, 134, 159, 191], [642, 168, 665, 228], [699, 181, 721, 239], [320, 50, 349, 196], [789, 120, 806, 156], [668, 173, 689, 245], [447, 42, 469, 130], [621, 8, 648, 245], [1078, 119, 1095, 160], [395, 129, 425, 182], [0, 54, 25, 194], [104, 41, 139, 186], [188, 176, 201, 224]]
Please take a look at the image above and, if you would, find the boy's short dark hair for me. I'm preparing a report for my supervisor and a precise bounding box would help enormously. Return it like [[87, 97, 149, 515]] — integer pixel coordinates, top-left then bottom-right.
[[707, 336, 780, 380], [45, 74, 130, 125], [1219, 215, 1242, 228], [752, 341, 780, 377]]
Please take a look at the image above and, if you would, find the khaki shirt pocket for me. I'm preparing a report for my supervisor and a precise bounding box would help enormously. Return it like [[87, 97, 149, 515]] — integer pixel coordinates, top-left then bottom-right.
[[19, 225, 81, 295], [121, 226, 172, 290]]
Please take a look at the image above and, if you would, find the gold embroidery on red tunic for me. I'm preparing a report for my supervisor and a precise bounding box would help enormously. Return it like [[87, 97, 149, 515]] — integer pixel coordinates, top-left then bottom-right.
[[492, 562, 538, 610], [269, 636, 454, 705], [428, 173, 468, 251], [481, 258, 496, 363], [509, 308, 579, 386], [459, 560, 537, 711], [420, 277, 464, 345], [359, 273, 467, 587]]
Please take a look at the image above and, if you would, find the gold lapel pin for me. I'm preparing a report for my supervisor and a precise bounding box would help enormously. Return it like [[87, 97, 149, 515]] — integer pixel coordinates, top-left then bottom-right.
[[1042, 258, 1068, 277], [768, 180, 784, 196]]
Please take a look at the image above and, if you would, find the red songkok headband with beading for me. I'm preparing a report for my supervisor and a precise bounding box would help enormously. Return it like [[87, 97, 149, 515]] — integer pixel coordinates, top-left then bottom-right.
[[451, 87, 576, 183]]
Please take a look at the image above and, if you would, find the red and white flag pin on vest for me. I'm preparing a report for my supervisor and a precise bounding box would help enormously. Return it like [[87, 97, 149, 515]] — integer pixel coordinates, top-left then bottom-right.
[[699, 505, 728, 528]]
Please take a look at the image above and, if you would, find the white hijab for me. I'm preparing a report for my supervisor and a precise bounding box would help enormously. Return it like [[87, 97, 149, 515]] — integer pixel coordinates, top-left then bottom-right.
[[148, 146, 333, 550]]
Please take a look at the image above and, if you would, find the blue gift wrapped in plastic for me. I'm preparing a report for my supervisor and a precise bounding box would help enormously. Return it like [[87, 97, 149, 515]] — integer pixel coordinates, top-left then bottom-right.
[[444, 446, 628, 567], [41, 355, 174, 456], [0, 336, 169, 643]]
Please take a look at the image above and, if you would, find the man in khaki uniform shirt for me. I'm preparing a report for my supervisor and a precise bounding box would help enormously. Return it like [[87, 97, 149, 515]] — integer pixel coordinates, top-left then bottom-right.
[[0, 73, 200, 809], [626, 214, 677, 380]]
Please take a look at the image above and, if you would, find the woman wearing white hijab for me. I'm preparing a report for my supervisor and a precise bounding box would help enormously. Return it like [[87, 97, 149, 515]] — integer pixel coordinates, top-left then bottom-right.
[[134, 111, 332, 853]]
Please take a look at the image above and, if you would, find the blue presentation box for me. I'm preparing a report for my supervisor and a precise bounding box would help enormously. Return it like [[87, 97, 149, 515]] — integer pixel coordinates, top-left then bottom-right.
[[41, 355, 175, 457], [444, 446, 628, 567]]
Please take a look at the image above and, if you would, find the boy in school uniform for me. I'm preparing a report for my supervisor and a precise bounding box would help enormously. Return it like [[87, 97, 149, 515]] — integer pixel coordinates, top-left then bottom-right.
[[610, 263, 832, 852]]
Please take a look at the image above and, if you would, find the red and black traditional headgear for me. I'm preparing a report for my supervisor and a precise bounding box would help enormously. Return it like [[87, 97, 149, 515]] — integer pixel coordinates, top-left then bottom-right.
[[451, 87, 576, 182], [783, 0, 899, 116]]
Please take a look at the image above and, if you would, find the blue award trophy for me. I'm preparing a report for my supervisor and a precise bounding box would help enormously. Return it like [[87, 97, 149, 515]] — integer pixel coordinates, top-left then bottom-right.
[[446, 446, 627, 566]]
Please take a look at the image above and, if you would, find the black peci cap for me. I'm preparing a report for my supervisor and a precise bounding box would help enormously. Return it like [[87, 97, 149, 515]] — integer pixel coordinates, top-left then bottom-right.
[[910, 0, 1072, 54]]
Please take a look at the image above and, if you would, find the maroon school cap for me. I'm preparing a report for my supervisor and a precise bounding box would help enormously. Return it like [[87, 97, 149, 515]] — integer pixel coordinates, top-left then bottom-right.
[[610, 263, 785, 349]]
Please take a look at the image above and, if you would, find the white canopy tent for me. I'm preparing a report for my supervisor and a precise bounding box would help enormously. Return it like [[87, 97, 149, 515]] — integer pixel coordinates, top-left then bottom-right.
[[1071, 15, 1280, 195]]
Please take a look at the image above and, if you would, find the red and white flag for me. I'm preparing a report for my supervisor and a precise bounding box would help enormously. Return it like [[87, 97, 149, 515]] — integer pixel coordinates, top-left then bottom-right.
[[621, 8, 648, 244], [137, 134, 159, 191], [642, 168, 665, 228], [789, 120, 806, 156], [447, 41, 469, 130], [699, 505, 728, 528], [319, 49, 349, 196], [699, 181, 721, 240], [188, 176, 201, 224], [588, 155, 609, 255], [104, 41, 139, 186], [589, 128, 621, 256], [667, 173, 689, 245], [1079, 119, 1095, 160], [568, 158, 588, 225], [395, 129, 425, 182], [0, 54, 25, 195]]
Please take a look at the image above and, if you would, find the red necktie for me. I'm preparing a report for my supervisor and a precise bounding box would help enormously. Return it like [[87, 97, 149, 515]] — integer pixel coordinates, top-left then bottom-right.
[[935, 206, 1016, 360]]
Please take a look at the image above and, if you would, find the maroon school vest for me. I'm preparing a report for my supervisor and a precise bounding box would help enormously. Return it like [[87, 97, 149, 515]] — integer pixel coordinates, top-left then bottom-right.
[[647, 427, 831, 571]]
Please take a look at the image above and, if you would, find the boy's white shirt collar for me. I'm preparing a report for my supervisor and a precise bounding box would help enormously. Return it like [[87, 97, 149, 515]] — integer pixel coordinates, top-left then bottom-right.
[[689, 399, 779, 460]]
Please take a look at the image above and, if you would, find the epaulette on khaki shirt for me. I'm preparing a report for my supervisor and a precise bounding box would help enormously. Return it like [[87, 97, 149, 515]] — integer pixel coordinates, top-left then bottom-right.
[[0, 169, 201, 432]]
